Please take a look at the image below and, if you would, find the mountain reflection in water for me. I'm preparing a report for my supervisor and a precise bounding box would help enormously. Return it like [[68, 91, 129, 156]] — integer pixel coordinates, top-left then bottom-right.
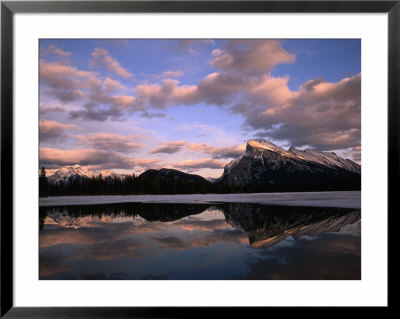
[[39, 202, 361, 280]]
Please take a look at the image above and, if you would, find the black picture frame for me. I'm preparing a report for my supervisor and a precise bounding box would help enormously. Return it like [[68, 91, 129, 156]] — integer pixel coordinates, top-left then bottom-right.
[[1, 1, 395, 317]]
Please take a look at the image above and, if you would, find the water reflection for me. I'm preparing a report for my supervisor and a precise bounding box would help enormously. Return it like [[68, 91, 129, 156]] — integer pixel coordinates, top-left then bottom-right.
[[220, 203, 361, 248], [39, 202, 361, 280]]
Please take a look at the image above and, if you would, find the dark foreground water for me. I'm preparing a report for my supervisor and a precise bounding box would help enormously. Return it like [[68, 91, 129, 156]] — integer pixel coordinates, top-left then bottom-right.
[[39, 202, 361, 280]]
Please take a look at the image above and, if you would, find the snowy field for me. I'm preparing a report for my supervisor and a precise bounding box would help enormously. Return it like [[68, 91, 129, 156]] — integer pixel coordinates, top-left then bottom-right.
[[39, 191, 361, 209]]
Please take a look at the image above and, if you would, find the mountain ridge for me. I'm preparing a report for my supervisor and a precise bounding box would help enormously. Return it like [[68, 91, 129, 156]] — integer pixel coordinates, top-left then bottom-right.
[[219, 139, 360, 192], [41, 139, 361, 195]]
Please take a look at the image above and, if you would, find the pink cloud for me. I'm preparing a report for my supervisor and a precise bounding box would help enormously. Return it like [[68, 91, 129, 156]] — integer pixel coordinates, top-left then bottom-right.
[[39, 40, 361, 158], [175, 39, 215, 52], [103, 77, 125, 92], [89, 48, 133, 79], [188, 143, 245, 159], [40, 147, 130, 169], [174, 158, 228, 170], [160, 70, 183, 78], [210, 40, 295, 75], [76, 133, 143, 153], [247, 75, 297, 107], [40, 59, 100, 102], [40, 44, 72, 57], [134, 79, 197, 108], [40, 60, 98, 89], [149, 141, 188, 154], [234, 73, 361, 151], [40, 146, 161, 170], [39, 120, 79, 142], [109, 94, 136, 107]]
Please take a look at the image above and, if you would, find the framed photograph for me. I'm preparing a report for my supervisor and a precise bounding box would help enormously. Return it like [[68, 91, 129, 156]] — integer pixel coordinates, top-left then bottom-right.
[[1, 0, 395, 316]]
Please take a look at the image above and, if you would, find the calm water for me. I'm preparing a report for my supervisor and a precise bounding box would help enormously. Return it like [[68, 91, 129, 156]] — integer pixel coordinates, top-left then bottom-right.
[[39, 202, 361, 280]]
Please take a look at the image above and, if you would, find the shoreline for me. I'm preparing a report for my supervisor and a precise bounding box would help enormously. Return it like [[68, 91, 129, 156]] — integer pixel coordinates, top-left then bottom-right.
[[39, 190, 361, 209]]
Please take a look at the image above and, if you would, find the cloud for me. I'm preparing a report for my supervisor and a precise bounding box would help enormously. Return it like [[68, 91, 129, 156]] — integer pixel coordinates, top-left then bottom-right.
[[134, 79, 197, 109], [174, 39, 215, 52], [40, 44, 72, 57], [235, 73, 361, 151], [39, 105, 65, 115], [128, 158, 161, 170], [75, 133, 142, 153], [39, 120, 79, 143], [174, 158, 227, 170], [40, 148, 158, 170], [68, 107, 126, 122], [334, 146, 361, 164], [149, 141, 188, 154], [140, 111, 167, 119], [89, 48, 133, 78], [131, 73, 251, 109], [40, 47, 294, 122], [40, 59, 138, 121], [210, 40, 295, 75], [39, 40, 360, 158], [103, 77, 125, 92], [40, 60, 99, 90], [40, 59, 100, 102], [195, 72, 254, 106], [246, 75, 296, 107], [130, 71, 289, 110], [40, 147, 134, 169], [147, 140, 245, 159], [188, 143, 245, 159], [160, 70, 183, 78]]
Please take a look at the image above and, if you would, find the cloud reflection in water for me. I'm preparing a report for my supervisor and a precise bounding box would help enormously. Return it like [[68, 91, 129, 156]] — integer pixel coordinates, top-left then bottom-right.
[[39, 202, 360, 280]]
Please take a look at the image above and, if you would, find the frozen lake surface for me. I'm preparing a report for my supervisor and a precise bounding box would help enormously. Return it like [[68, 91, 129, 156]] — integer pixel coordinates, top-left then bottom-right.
[[40, 191, 361, 209]]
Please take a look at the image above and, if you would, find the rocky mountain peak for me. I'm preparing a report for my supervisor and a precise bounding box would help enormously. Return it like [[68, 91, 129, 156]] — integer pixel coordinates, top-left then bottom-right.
[[246, 139, 282, 154], [220, 139, 361, 191], [245, 139, 300, 160]]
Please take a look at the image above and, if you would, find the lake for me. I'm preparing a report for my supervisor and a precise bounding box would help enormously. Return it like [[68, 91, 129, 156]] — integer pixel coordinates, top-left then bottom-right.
[[39, 192, 361, 280]]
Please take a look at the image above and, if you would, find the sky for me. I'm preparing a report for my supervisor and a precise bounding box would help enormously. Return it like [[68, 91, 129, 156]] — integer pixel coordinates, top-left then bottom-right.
[[39, 39, 361, 178]]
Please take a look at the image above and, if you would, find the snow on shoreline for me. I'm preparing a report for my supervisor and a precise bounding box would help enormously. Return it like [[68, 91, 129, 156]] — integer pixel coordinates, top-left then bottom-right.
[[39, 191, 361, 209]]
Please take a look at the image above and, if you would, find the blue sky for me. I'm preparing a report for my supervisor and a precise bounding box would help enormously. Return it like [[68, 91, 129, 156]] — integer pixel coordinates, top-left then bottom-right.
[[39, 39, 361, 177]]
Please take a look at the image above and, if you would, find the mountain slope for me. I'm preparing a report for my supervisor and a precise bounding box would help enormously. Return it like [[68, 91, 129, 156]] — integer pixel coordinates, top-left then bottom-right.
[[218, 139, 361, 192], [47, 164, 121, 185]]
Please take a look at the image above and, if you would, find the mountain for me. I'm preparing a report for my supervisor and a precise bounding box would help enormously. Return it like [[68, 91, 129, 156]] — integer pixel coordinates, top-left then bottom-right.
[[136, 168, 213, 194], [47, 164, 121, 185], [41, 139, 361, 195], [219, 139, 361, 192], [206, 177, 218, 183]]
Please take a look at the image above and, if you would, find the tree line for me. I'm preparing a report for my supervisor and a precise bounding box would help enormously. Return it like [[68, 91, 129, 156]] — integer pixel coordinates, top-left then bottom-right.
[[39, 167, 225, 197], [39, 166, 361, 197]]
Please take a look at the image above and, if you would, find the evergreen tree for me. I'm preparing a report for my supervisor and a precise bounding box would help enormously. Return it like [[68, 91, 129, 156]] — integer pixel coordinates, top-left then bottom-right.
[[39, 166, 48, 197]]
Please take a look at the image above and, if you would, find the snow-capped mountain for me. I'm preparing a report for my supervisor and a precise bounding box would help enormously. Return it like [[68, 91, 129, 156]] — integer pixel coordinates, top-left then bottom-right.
[[47, 164, 121, 185], [219, 139, 361, 191]]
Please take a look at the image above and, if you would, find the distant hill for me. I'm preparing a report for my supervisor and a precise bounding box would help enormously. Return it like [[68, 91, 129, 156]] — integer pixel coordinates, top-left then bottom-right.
[[136, 168, 212, 194]]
